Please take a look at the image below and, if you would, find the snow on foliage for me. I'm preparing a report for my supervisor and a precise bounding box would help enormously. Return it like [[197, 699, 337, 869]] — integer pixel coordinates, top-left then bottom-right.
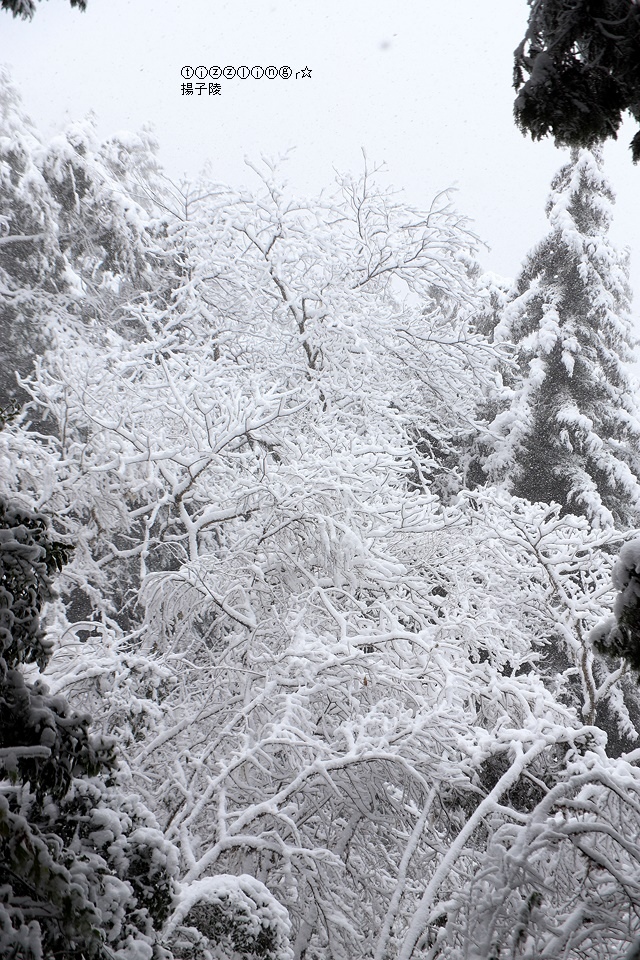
[[592, 538, 640, 679], [166, 874, 294, 960], [0, 495, 179, 960], [0, 70, 164, 408], [13, 161, 511, 957], [3, 69, 640, 959], [481, 147, 640, 529], [446, 746, 640, 960]]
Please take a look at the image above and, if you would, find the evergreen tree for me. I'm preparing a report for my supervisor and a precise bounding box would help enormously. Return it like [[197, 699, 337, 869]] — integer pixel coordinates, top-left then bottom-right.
[[0, 67, 163, 408], [514, 0, 640, 161], [0, 68, 69, 407], [0, 496, 178, 959], [483, 146, 640, 529]]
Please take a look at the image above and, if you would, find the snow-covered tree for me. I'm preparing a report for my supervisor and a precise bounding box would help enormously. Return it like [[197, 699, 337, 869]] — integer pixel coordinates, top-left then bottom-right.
[[5, 95, 640, 957], [9, 156, 637, 958], [444, 742, 640, 960], [0, 160, 519, 954], [0, 67, 68, 407], [483, 147, 640, 529], [10, 160, 498, 631], [0, 496, 179, 960], [165, 875, 295, 960], [0, 68, 165, 408]]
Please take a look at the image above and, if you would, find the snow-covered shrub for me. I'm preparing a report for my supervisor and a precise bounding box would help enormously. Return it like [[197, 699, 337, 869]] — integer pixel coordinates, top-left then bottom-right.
[[166, 875, 293, 960]]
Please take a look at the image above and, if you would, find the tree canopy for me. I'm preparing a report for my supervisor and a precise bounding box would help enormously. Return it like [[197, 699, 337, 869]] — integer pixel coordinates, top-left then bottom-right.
[[514, 0, 640, 161]]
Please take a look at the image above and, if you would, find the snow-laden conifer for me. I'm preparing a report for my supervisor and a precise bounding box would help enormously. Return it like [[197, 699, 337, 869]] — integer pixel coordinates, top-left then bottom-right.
[[484, 147, 640, 528]]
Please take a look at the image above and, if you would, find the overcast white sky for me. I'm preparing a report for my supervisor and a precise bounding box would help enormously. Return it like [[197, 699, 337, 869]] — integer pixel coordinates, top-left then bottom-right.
[[2, 0, 639, 297]]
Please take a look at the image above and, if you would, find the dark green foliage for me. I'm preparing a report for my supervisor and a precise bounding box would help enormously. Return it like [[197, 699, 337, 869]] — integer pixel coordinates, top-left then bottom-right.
[[1, 0, 86, 19], [514, 0, 640, 160], [0, 497, 107, 957], [0, 496, 178, 959], [0, 501, 107, 803], [592, 540, 640, 678], [0, 499, 73, 670], [125, 825, 177, 928], [182, 900, 280, 958], [171, 880, 293, 960], [0, 796, 104, 960]]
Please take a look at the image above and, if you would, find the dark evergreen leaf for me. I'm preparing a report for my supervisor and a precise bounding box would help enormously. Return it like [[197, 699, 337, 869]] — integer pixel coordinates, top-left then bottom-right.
[[514, 0, 640, 160]]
